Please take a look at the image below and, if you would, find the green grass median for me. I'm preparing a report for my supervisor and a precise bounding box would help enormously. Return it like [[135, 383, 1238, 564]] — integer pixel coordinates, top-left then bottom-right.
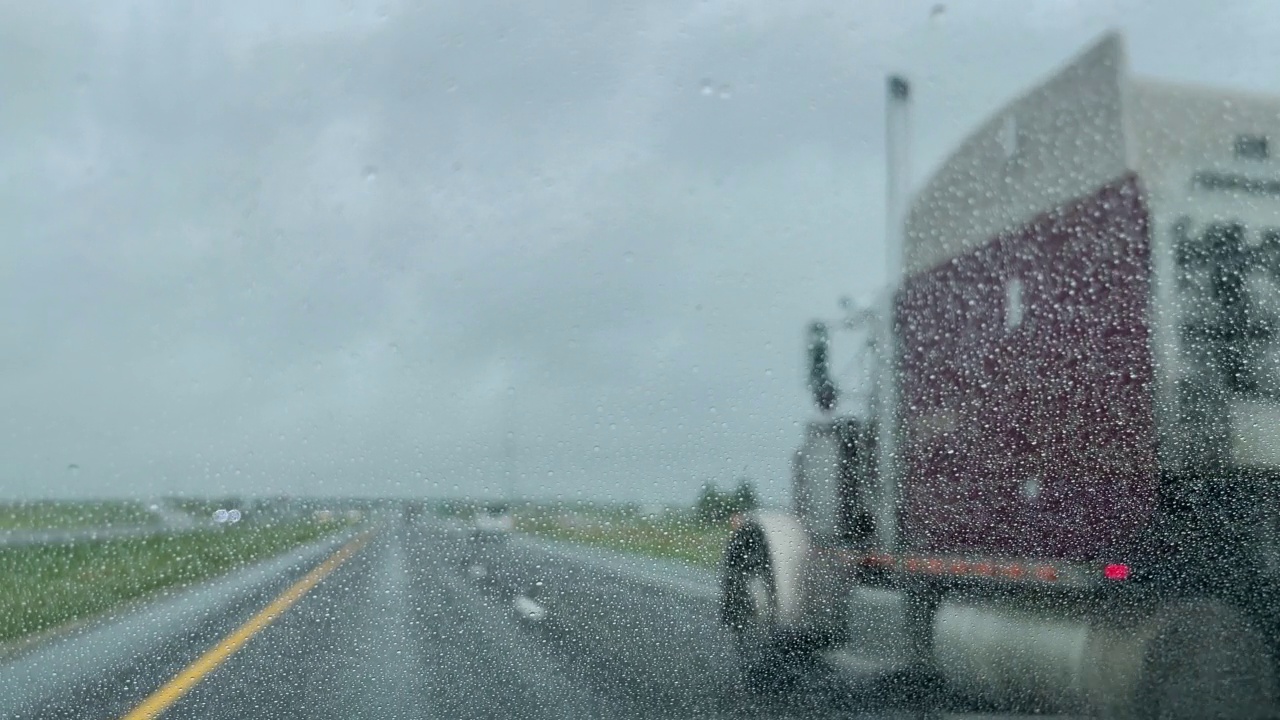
[[514, 509, 728, 569], [0, 500, 157, 531], [0, 520, 347, 644]]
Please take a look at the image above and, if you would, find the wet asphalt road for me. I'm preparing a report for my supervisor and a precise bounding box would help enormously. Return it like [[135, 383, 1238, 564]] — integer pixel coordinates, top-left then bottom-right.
[[3, 519, 978, 719]]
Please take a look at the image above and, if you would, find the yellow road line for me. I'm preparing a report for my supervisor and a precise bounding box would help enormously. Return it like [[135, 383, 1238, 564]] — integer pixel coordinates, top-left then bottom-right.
[[120, 531, 374, 720]]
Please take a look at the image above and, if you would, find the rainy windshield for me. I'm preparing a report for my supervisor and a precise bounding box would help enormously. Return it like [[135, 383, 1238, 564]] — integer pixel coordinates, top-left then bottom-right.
[[6, 2, 1280, 719]]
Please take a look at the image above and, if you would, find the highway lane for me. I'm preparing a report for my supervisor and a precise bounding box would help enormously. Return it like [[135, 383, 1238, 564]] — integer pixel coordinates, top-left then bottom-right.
[[0, 519, 1008, 719]]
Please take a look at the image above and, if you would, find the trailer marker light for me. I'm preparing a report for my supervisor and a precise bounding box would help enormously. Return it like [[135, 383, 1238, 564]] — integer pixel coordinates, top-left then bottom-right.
[[1034, 565, 1058, 582], [857, 553, 893, 568], [1103, 563, 1130, 581], [999, 564, 1025, 580]]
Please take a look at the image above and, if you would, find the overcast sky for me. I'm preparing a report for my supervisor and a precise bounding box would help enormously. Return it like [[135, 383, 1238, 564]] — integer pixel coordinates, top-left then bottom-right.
[[2, 0, 1278, 502]]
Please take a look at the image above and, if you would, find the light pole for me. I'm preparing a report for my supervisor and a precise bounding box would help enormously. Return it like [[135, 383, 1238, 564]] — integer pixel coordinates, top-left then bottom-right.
[[501, 361, 518, 508], [880, 74, 912, 552]]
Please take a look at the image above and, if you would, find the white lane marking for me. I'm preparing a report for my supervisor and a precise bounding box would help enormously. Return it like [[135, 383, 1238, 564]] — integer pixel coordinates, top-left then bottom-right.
[[436, 561, 610, 717], [513, 595, 548, 622]]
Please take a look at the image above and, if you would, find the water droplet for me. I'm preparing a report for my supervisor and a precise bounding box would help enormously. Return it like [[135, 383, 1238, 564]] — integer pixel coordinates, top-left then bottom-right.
[[929, 3, 946, 21], [699, 79, 715, 96], [363, 165, 378, 182]]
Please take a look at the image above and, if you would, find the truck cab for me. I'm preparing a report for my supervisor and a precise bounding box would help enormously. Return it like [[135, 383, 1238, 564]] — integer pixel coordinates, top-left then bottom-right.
[[721, 33, 1280, 719]]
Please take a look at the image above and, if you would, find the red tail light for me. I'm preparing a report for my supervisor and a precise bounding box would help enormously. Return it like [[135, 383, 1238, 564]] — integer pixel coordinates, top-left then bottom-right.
[[1103, 563, 1130, 581]]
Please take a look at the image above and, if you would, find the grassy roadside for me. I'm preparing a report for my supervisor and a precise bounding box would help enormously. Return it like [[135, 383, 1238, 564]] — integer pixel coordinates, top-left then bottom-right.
[[514, 510, 729, 569], [0, 520, 347, 643], [0, 501, 157, 531]]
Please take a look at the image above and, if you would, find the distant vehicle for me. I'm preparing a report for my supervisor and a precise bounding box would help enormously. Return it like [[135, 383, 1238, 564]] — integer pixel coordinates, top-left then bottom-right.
[[402, 500, 426, 524], [471, 511, 514, 541], [720, 34, 1280, 718]]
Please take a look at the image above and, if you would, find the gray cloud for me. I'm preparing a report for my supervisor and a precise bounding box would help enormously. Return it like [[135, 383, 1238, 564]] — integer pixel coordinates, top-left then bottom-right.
[[2, 0, 1277, 503]]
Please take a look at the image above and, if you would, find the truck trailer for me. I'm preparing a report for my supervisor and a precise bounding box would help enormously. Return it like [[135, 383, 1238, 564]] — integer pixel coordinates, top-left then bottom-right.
[[720, 33, 1280, 719]]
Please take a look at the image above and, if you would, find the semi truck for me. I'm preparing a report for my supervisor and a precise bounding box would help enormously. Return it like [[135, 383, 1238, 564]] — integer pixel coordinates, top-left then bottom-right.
[[719, 33, 1280, 719]]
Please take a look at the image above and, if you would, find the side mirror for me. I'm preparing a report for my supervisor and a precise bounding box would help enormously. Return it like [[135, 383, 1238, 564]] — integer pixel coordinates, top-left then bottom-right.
[[807, 321, 838, 412]]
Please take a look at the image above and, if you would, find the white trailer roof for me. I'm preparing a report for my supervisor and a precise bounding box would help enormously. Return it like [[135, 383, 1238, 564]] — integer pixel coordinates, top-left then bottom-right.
[[903, 32, 1280, 279], [902, 31, 1280, 471]]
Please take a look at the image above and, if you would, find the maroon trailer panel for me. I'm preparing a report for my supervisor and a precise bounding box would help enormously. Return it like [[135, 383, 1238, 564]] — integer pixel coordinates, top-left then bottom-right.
[[895, 174, 1158, 561]]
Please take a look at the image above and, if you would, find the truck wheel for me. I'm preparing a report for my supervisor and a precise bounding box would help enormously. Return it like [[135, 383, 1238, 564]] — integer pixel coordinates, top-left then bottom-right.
[[1136, 600, 1278, 720], [723, 537, 813, 693]]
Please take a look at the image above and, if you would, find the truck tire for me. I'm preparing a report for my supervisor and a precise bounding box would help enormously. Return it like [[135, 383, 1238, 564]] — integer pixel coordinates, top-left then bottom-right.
[[1087, 598, 1278, 719], [1135, 600, 1277, 720], [722, 530, 815, 693]]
